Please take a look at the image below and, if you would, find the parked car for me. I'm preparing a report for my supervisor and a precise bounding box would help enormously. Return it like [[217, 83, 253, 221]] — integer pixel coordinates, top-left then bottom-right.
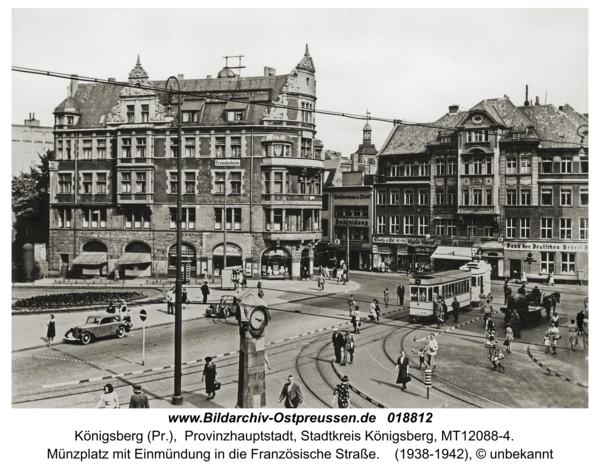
[[64, 313, 133, 345], [205, 292, 270, 325]]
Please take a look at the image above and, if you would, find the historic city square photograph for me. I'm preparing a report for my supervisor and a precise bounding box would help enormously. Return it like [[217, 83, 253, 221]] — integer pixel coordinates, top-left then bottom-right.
[[11, 8, 588, 410]]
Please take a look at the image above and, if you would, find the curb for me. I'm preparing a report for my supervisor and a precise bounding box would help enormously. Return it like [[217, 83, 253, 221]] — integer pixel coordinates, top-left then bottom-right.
[[414, 314, 484, 342], [41, 321, 353, 389], [526, 345, 588, 389]]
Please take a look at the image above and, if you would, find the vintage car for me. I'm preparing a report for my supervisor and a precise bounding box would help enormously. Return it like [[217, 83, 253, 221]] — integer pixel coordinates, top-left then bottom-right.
[[205, 292, 270, 325], [64, 313, 133, 345]]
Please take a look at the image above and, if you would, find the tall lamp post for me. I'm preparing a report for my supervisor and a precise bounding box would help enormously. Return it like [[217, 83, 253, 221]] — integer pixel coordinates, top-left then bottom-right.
[[166, 76, 184, 405]]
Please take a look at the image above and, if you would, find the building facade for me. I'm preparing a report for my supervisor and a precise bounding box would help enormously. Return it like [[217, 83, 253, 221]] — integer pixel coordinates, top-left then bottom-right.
[[12, 113, 54, 176], [375, 95, 588, 283], [48, 47, 324, 280]]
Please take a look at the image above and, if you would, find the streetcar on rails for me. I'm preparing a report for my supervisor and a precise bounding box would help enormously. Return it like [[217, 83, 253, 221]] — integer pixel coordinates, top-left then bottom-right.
[[409, 260, 492, 323], [459, 259, 492, 306]]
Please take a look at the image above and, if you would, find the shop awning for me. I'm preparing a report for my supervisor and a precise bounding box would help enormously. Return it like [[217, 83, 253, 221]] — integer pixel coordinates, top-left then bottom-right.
[[71, 252, 107, 265], [433, 214, 456, 220], [117, 252, 152, 265], [430, 246, 472, 261]]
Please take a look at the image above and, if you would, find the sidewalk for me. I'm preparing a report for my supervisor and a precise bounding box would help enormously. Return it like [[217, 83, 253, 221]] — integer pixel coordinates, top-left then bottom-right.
[[12, 277, 359, 352]]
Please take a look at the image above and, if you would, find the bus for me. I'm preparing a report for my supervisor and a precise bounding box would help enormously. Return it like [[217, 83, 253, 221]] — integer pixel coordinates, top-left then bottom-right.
[[459, 260, 492, 305], [409, 270, 472, 323]]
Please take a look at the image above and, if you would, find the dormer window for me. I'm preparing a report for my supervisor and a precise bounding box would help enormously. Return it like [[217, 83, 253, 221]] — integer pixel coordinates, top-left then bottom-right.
[[441, 137, 452, 144], [141, 105, 149, 123], [67, 116, 74, 125], [227, 111, 243, 122], [127, 105, 135, 123], [183, 111, 198, 123]]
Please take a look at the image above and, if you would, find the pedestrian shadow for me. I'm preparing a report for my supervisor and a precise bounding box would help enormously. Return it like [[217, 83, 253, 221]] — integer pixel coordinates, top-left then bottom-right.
[[370, 378, 421, 397], [182, 392, 227, 409]]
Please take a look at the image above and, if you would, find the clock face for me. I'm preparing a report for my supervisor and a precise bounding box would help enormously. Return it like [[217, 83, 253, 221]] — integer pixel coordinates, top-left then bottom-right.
[[248, 308, 267, 337], [250, 311, 264, 330]]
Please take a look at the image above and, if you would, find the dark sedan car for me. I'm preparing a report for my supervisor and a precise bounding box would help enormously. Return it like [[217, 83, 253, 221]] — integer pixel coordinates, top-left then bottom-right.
[[64, 313, 132, 345]]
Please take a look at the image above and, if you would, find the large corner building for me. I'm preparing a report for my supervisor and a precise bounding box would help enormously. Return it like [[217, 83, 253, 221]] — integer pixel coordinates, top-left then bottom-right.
[[49, 47, 324, 280], [374, 94, 588, 283]]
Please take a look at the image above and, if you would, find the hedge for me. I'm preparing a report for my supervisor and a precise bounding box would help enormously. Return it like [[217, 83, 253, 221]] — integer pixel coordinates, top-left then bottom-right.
[[14, 291, 146, 310]]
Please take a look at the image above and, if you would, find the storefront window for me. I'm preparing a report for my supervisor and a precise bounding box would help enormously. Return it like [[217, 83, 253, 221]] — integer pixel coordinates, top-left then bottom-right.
[[261, 248, 291, 279]]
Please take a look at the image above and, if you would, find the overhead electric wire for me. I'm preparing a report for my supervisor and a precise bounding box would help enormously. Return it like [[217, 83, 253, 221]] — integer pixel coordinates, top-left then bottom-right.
[[11, 65, 587, 147]]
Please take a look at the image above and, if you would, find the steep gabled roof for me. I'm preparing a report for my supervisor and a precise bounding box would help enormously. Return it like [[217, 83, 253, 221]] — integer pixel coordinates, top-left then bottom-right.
[[518, 104, 586, 148], [53, 96, 83, 114]]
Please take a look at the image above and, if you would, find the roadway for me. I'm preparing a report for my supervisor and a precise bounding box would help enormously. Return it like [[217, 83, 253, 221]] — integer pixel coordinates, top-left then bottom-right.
[[12, 272, 588, 408]]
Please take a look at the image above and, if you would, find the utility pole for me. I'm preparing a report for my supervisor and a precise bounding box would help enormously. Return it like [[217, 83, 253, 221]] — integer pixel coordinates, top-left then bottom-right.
[[166, 76, 184, 406]]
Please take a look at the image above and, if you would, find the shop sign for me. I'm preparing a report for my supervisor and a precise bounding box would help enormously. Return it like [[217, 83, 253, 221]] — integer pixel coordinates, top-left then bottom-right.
[[333, 194, 371, 200], [458, 206, 497, 214], [397, 248, 409, 255], [504, 242, 588, 252], [435, 238, 475, 248], [407, 238, 436, 246], [215, 159, 241, 167], [335, 218, 369, 226], [377, 246, 391, 254], [373, 236, 408, 244], [372, 245, 379, 254], [214, 245, 242, 256]]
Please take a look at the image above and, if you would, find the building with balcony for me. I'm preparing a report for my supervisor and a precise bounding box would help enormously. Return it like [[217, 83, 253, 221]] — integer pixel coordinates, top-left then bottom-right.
[[375, 94, 588, 282], [48, 47, 324, 280]]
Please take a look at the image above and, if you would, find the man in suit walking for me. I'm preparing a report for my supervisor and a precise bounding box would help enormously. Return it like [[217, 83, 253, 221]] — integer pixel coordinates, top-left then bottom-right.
[[201, 281, 210, 304], [397, 284, 405, 305], [278, 375, 303, 408], [332, 328, 345, 363]]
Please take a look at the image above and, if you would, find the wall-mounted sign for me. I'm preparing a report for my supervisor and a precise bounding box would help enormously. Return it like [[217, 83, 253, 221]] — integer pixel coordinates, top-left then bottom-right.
[[215, 159, 241, 167], [333, 194, 371, 200], [373, 237, 408, 244], [505, 242, 588, 253], [335, 218, 369, 227], [213, 245, 242, 256]]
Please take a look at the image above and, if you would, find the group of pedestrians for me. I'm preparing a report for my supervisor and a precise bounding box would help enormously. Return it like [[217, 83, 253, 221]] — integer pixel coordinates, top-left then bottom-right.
[[332, 327, 355, 365], [96, 383, 150, 409]]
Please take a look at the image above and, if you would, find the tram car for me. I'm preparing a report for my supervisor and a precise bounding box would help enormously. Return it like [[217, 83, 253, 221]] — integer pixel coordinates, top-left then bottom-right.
[[459, 260, 492, 306], [409, 270, 471, 323], [408, 260, 492, 323]]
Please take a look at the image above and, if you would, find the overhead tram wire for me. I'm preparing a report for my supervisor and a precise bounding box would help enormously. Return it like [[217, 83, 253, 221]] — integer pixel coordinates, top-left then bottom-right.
[[11, 66, 587, 147]]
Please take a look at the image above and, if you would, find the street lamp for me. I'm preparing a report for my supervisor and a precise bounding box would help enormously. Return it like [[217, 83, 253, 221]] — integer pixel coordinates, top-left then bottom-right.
[[166, 76, 184, 406]]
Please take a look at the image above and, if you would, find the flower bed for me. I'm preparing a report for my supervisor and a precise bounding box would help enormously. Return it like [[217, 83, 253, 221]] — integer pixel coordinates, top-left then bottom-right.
[[14, 291, 146, 311]]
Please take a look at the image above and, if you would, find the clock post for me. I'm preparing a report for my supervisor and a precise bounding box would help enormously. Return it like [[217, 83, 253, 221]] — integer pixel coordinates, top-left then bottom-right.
[[236, 294, 268, 408]]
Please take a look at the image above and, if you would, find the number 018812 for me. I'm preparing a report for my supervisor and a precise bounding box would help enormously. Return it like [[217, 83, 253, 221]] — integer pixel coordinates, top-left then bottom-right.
[[388, 413, 433, 423]]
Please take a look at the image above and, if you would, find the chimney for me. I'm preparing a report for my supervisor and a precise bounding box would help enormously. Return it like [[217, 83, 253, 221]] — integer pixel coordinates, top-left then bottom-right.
[[207, 75, 212, 79], [524, 85, 529, 106], [108, 77, 115, 82], [178, 74, 184, 81], [559, 106, 564, 112], [264, 67, 276, 76], [24, 113, 40, 127], [448, 104, 459, 115], [70, 74, 78, 97], [535, 96, 540, 106]]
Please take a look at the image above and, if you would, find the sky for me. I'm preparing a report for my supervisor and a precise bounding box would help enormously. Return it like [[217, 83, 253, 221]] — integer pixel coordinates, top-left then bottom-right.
[[11, 8, 588, 174]]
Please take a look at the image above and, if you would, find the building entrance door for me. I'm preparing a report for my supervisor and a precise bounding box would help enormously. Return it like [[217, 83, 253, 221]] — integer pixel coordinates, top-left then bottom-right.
[[509, 259, 521, 280]]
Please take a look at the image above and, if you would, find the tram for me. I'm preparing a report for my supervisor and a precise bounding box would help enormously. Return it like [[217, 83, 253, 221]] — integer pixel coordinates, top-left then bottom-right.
[[408, 260, 492, 323], [459, 260, 492, 306], [409, 270, 471, 323]]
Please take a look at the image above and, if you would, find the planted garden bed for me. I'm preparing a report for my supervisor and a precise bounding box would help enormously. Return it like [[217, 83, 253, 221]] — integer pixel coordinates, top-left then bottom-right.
[[12, 289, 164, 314]]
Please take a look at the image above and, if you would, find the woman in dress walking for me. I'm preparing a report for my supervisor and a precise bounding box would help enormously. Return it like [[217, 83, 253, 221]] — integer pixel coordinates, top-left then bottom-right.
[[568, 319, 578, 351], [504, 325, 513, 353], [46, 314, 56, 346], [202, 357, 218, 400], [96, 383, 120, 408], [395, 350, 411, 391]]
